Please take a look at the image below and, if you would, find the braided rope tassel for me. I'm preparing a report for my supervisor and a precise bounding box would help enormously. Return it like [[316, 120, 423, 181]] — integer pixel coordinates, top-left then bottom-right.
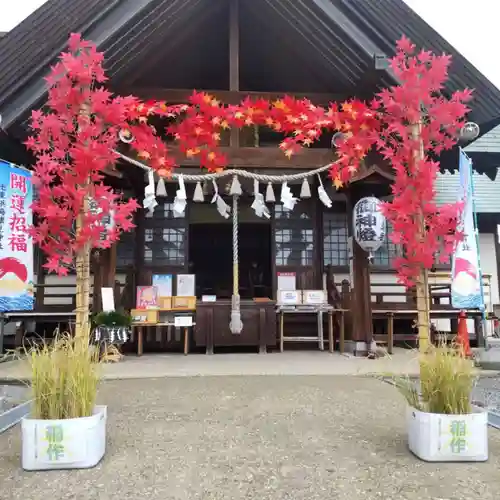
[[229, 186, 243, 334]]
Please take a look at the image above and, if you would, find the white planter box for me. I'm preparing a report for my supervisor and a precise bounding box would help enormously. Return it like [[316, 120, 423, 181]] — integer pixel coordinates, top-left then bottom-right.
[[407, 406, 488, 462], [21, 405, 107, 471]]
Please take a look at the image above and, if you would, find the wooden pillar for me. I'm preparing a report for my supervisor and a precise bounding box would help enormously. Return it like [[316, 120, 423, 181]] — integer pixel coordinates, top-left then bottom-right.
[[133, 173, 147, 286], [92, 252, 102, 315], [91, 243, 118, 313], [34, 246, 45, 311], [103, 244, 117, 287], [346, 187, 373, 351], [229, 0, 240, 148]]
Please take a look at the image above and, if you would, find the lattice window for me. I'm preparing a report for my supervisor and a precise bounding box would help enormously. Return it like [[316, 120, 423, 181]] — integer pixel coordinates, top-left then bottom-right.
[[323, 210, 349, 267], [144, 201, 186, 267], [322, 207, 402, 269], [372, 223, 402, 268], [116, 229, 136, 268], [274, 204, 314, 266]]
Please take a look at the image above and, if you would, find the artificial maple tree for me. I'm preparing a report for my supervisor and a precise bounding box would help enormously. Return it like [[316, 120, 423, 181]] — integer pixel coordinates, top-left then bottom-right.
[[370, 36, 470, 349], [26, 35, 175, 338], [26, 34, 469, 347]]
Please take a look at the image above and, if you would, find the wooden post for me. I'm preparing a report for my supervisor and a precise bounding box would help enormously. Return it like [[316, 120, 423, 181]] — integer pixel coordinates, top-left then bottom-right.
[[347, 188, 373, 351], [229, 0, 240, 149], [75, 207, 91, 338], [412, 123, 430, 352], [91, 252, 103, 315], [104, 243, 117, 287], [74, 102, 92, 340], [35, 247, 45, 311]]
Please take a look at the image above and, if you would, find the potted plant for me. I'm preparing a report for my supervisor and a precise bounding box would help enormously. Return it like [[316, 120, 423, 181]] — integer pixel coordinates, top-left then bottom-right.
[[394, 344, 487, 462], [92, 310, 132, 362], [21, 336, 106, 471]]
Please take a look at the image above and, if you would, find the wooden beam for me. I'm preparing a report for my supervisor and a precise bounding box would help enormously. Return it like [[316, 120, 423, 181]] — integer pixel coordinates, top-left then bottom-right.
[[171, 146, 334, 169], [229, 0, 240, 92], [229, 0, 240, 148], [115, 87, 349, 105]]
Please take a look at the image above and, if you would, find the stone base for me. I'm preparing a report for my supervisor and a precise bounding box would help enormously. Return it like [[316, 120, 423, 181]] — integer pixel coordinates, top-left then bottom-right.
[[475, 345, 500, 370], [343, 341, 368, 357]]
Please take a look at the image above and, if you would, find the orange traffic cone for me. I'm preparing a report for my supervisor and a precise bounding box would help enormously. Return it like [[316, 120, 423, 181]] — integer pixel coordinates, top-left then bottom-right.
[[457, 311, 472, 357]]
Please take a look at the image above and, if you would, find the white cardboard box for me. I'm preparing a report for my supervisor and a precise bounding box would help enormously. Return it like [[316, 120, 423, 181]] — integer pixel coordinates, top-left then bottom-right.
[[407, 406, 488, 462], [22, 405, 107, 471]]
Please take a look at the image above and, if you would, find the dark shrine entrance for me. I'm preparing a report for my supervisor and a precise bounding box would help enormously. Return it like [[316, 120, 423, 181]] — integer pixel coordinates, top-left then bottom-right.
[[188, 209, 272, 300]]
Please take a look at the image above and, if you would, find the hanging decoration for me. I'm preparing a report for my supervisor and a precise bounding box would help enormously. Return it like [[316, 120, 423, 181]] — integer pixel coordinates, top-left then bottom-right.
[[156, 176, 167, 197], [251, 180, 270, 219], [211, 180, 231, 219], [280, 181, 298, 211], [353, 196, 387, 261], [459, 122, 480, 142], [172, 175, 187, 218], [265, 182, 276, 203], [193, 181, 204, 202], [300, 178, 311, 199], [229, 175, 242, 196], [143, 170, 157, 214], [118, 128, 134, 144], [317, 174, 333, 208]]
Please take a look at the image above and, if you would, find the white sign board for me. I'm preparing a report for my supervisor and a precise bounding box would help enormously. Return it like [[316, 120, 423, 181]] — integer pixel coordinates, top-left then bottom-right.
[[177, 274, 195, 296], [174, 316, 193, 328], [277, 272, 296, 291], [101, 287, 115, 312], [279, 290, 301, 305], [202, 295, 217, 302], [303, 290, 326, 305]]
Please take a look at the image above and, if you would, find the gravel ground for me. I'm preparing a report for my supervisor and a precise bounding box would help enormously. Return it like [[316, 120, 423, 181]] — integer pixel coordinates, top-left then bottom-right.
[[1, 376, 499, 500]]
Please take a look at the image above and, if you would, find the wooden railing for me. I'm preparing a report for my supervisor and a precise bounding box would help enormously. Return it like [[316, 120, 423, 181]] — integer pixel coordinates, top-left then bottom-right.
[[370, 282, 455, 310]]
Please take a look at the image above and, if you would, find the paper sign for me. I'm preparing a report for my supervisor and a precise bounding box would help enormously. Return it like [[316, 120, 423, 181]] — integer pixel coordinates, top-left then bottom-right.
[[101, 287, 115, 312], [202, 295, 217, 302], [279, 290, 301, 305], [136, 286, 158, 309], [174, 316, 193, 327], [277, 272, 296, 291], [152, 274, 173, 297], [177, 274, 195, 296], [303, 290, 325, 305]]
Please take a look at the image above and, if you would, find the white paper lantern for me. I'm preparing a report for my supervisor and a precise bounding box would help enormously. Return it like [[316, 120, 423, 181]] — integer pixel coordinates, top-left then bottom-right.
[[353, 196, 386, 255]]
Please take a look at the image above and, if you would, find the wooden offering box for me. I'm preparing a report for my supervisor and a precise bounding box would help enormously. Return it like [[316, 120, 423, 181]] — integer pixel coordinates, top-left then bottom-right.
[[172, 296, 196, 310], [131, 309, 159, 325], [158, 297, 172, 310]]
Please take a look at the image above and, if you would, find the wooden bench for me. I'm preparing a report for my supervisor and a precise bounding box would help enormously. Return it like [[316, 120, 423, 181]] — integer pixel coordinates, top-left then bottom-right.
[[372, 308, 485, 353]]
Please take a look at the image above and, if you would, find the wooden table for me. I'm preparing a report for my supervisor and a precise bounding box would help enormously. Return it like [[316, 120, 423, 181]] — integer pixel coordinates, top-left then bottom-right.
[[277, 306, 347, 353], [132, 321, 196, 357]]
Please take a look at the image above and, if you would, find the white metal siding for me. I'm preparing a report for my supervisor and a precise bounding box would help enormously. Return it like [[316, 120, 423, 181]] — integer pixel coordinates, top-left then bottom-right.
[[436, 171, 500, 212], [464, 124, 500, 153]]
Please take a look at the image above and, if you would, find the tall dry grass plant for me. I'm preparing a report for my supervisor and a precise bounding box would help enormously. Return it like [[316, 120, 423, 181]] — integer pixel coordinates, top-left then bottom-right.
[[25, 335, 100, 420], [394, 343, 476, 415]]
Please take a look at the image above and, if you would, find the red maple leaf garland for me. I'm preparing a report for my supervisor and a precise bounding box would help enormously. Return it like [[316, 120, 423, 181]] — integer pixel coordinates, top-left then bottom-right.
[[372, 36, 471, 286], [26, 34, 470, 287]]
